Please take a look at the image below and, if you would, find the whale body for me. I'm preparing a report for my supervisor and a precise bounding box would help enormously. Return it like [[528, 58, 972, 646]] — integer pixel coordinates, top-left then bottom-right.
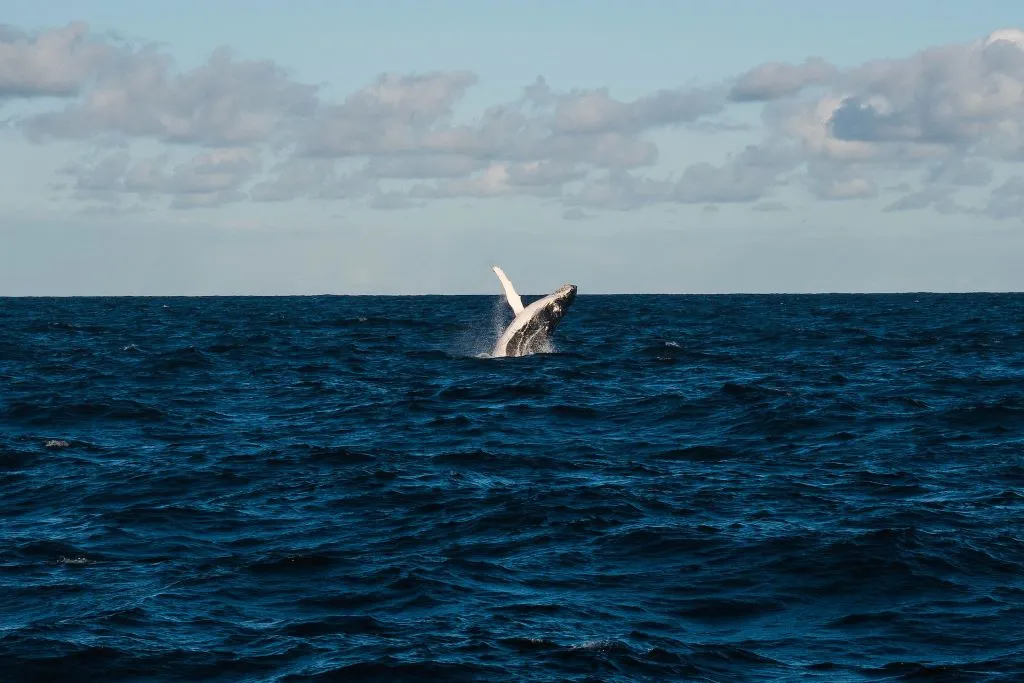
[[491, 266, 577, 357]]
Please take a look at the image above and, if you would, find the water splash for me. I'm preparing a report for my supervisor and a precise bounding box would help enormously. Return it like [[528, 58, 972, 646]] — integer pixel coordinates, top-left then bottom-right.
[[490, 295, 513, 348], [452, 296, 511, 358]]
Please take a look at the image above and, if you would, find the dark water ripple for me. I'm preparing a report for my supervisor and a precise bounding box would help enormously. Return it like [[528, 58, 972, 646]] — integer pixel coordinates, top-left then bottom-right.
[[1, 294, 1023, 681]]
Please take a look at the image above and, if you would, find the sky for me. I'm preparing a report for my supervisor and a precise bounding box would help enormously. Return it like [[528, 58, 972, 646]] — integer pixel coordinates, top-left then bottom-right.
[[2, 1, 1024, 295]]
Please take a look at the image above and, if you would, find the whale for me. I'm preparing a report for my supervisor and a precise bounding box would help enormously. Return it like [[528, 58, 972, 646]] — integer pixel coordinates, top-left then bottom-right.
[[491, 265, 577, 357]]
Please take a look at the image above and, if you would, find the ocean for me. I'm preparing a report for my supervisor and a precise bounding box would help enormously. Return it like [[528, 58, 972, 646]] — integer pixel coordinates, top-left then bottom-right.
[[1, 294, 1022, 681]]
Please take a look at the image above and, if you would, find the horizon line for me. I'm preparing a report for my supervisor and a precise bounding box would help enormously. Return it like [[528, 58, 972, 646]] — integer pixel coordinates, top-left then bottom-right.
[[2, 290, 1023, 298]]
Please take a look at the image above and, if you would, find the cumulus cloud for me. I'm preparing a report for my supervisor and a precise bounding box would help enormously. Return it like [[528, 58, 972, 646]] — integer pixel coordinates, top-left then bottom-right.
[[538, 131, 658, 169], [674, 160, 774, 203], [365, 154, 483, 179], [0, 22, 110, 98], [729, 58, 837, 101], [61, 147, 261, 208], [567, 170, 671, 210], [561, 142, 795, 210], [248, 159, 336, 202], [551, 85, 725, 133], [298, 74, 679, 172], [507, 160, 587, 188], [883, 156, 997, 213], [745, 29, 1024, 212], [407, 161, 583, 200], [23, 38, 317, 146], [287, 71, 723, 204], [4, 21, 1024, 218], [166, 148, 261, 194], [676, 143, 800, 203], [301, 72, 477, 157], [827, 31, 1024, 147]]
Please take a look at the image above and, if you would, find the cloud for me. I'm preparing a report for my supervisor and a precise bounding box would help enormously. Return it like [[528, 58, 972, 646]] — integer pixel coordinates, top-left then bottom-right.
[[807, 170, 879, 201], [5, 20, 1024, 219], [761, 30, 1024, 164], [561, 141, 796, 209], [827, 31, 1024, 148], [408, 161, 583, 200], [551, 85, 725, 134], [249, 159, 336, 202], [300, 72, 477, 157], [729, 58, 837, 102], [298, 74, 677, 173], [925, 157, 994, 186], [674, 161, 771, 203], [746, 31, 1024, 209], [880, 154, 995, 213], [768, 96, 948, 165], [675, 143, 799, 203], [0, 22, 110, 98], [317, 172, 375, 201], [562, 207, 592, 221], [61, 147, 261, 208], [507, 160, 586, 187], [165, 148, 261, 194], [567, 170, 671, 210], [62, 151, 131, 196], [365, 154, 482, 179], [539, 131, 658, 169], [286, 73, 718, 203], [171, 189, 248, 210], [411, 164, 518, 199], [24, 41, 317, 146], [984, 176, 1024, 220], [884, 187, 946, 212]]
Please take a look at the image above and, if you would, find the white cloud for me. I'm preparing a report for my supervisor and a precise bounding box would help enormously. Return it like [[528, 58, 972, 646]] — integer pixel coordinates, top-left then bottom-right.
[[551, 85, 725, 134], [729, 58, 837, 102], [24, 40, 317, 146], [61, 147, 261, 208], [0, 23, 110, 98], [827, 30, 1024, 149], [3, 21, 1024, 218]]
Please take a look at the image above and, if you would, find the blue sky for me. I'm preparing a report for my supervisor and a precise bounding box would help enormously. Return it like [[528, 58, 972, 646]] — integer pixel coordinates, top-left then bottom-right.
[[2, 1, 1024, 294]]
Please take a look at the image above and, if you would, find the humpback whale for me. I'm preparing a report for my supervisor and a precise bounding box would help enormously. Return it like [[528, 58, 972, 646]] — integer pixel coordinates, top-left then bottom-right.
[[491, 266, 577, 357]]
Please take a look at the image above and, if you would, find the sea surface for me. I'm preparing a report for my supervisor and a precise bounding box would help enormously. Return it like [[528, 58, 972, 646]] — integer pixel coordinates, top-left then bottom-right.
[[1, 294, 1022, 682]]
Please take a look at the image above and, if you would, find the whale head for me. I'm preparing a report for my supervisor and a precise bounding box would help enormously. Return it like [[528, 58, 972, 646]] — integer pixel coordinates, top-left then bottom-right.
[[546, 284, 578, 328]]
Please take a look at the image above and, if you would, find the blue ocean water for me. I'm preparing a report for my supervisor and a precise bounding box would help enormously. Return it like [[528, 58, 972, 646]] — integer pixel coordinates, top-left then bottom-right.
[[1, 294, 1022, 682]]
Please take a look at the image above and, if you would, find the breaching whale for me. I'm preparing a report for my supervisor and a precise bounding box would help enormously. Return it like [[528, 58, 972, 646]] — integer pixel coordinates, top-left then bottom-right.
[[491, 265, 577, 357]]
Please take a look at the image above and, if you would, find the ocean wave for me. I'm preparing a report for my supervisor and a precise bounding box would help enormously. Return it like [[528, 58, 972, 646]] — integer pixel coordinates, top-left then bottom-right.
[[1, 294, 1022, 680]]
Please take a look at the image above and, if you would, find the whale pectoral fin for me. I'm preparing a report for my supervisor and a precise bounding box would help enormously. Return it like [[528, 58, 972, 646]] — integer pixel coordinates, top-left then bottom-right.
[[492, 265, 524, 315]]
